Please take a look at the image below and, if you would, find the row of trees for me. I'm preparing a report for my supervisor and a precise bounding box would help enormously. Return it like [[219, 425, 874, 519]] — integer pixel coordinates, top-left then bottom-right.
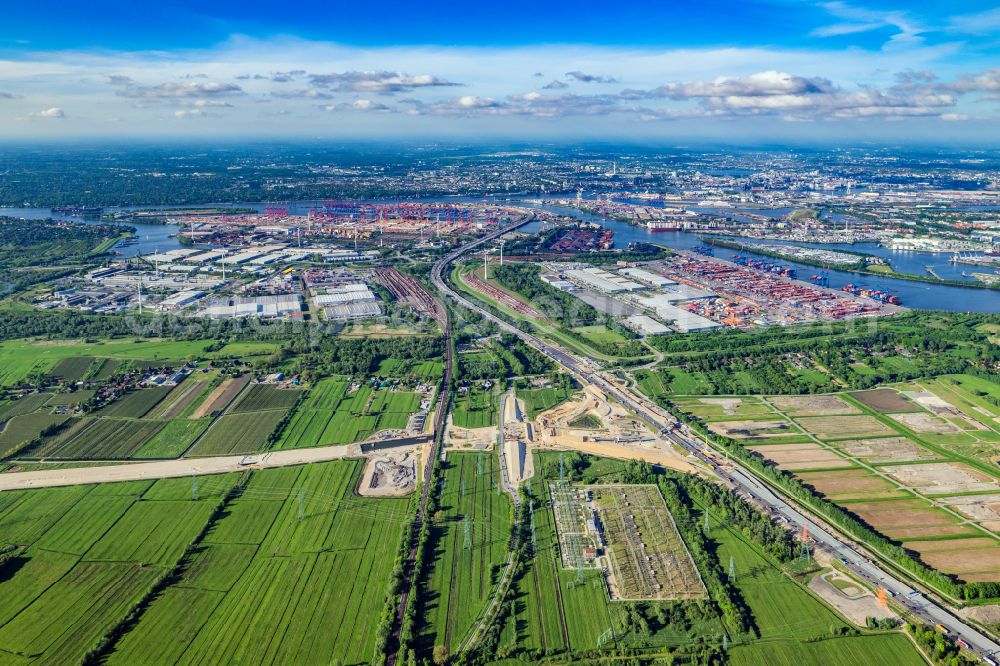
[[491, 263, 601, 328]]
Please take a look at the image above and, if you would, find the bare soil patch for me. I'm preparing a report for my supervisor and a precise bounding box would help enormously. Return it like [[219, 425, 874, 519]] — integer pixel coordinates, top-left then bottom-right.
[[707, 419, 795, 440], [940, 494, 1000, 525], [795, 469, 903, 500], [358, 449, 418, 497], [795, 415, 895, 440], [768, 395, 860, 417], [849, 389, 920, 413], [808, 572, 896, 626], [883, 461, 1000, 495], [841, 498, 962, 539], [831, 437, 936, 463], [908, 540, 1000, 581], [190, 375, 250, 419], [748, 443, 853, 470], [889, 411, 960, 434]]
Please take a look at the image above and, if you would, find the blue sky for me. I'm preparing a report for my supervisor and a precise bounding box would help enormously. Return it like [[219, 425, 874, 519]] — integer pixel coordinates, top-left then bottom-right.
[[1, 1, 999, 141]]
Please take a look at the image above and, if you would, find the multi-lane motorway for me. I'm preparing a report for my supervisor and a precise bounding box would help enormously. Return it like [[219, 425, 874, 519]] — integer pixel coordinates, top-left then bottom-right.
[[432, 219, 1000, 663]]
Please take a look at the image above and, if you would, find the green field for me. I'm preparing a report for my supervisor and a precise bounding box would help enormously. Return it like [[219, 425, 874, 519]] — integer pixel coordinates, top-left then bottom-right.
[[377, 357, 445, 380], [518, 380, 575, 420], [134, 418, 213, 458], [48, 356, 95, 382], [0, 339, 216, 387], [671, 396, 776, 421], [710, 517, 924, 664], [0, 412, 72, 457], [0, 475, 234, 664], [98, 386, 173, 418], [229, 384, 303, 413], [419, 452, 513, 655], [0, 461, 410, 666], [27, 417, 167, 459], [188, 410, 288, 456], [275, 378, 423, 449], [0, 394, 53, 421], [107, 460, 410, 666], [451, 383, 498, 428]]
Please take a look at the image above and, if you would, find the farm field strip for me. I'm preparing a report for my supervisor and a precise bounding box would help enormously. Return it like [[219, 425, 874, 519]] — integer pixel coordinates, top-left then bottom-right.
[[452, 384, 498, 429], [275, 378, 424, 450], [0, 473, 238, 664], [0, 412, 72, 458], [26, 417, 167, 459], [188, 410, 288, 456], [106, 460, 411, 666], [97, 386, 173, 419], [421, 452, 513, 654], [688, 382, 1000, 583], [145, 378, 207, 420], [229, 383, 302, 413]]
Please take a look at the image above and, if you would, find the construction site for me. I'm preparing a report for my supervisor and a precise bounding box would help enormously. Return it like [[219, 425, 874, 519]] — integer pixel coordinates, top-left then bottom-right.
[[532, 384, 700, 473], [358, 448, 420, 497]]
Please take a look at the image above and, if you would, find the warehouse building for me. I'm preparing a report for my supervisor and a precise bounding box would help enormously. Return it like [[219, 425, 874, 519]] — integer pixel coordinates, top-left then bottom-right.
[[624, 314, 670, 335], [564, 266, 643, 293], [636, 298, 719, 333], [618, 267, 676, 288]]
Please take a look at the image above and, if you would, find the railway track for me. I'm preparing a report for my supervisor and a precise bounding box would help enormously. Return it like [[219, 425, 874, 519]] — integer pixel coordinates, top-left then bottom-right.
[[429, 211, 1000, 664], [384, 216, 532, 666]]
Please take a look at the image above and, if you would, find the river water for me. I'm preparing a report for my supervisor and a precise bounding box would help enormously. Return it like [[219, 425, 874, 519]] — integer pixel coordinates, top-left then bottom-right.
[[2, 199, 998, 314], [521, 202, 1000, 314]]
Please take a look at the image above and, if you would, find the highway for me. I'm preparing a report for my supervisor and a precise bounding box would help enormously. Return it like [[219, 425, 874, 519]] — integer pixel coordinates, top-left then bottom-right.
[[432, 219, 1000, 663]]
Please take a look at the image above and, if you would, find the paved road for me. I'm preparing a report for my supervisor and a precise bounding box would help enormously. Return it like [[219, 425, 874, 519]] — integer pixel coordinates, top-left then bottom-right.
[[0, 443, 361, 491], [433, 222, 1000, 663]]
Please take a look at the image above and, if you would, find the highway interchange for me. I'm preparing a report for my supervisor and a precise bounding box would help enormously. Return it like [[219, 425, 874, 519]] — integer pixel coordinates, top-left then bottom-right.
[[431, 215, 1000, 663]]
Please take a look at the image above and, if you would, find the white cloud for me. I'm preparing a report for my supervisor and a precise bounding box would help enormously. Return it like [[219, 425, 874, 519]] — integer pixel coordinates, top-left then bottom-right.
[[31, 107, 64, 119], [629, 71, 834, 99], [308, 71, 460, 95], [0, 35, 993, 136], [112, 78, 244, 99], [565, 71, 618, 84], [948, 8, 1000, 36], [813, 1, 924, 48], [322, 99, 393, 112]]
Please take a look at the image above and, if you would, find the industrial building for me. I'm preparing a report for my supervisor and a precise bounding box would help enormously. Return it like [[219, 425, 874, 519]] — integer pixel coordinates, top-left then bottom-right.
[[321, 300, 382, 320], [539, 273, 577, 291], [564, 266, 644, 293], [311, 281, 382, 320], [636, 298, 720, 333], [157, 289, 205, 311], [200, 294, 303, 320], [618, 267, 676, 288], [624, 314, 671, 335]]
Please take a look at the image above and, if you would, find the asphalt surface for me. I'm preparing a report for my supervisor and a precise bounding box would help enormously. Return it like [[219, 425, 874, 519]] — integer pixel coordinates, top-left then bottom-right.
[[433, 220, 1000, 663]]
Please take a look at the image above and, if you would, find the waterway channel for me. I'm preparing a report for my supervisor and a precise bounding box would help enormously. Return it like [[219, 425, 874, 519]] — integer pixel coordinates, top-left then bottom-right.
[[2, 198, 998, 314]]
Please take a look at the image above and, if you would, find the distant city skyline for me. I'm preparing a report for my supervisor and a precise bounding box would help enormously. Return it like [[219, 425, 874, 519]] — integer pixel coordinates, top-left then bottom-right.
[[1, 0, 999, 141]]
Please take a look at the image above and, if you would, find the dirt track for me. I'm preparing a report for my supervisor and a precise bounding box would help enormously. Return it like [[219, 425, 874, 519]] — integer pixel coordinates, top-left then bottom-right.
[[0, 443, 362, 491]]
